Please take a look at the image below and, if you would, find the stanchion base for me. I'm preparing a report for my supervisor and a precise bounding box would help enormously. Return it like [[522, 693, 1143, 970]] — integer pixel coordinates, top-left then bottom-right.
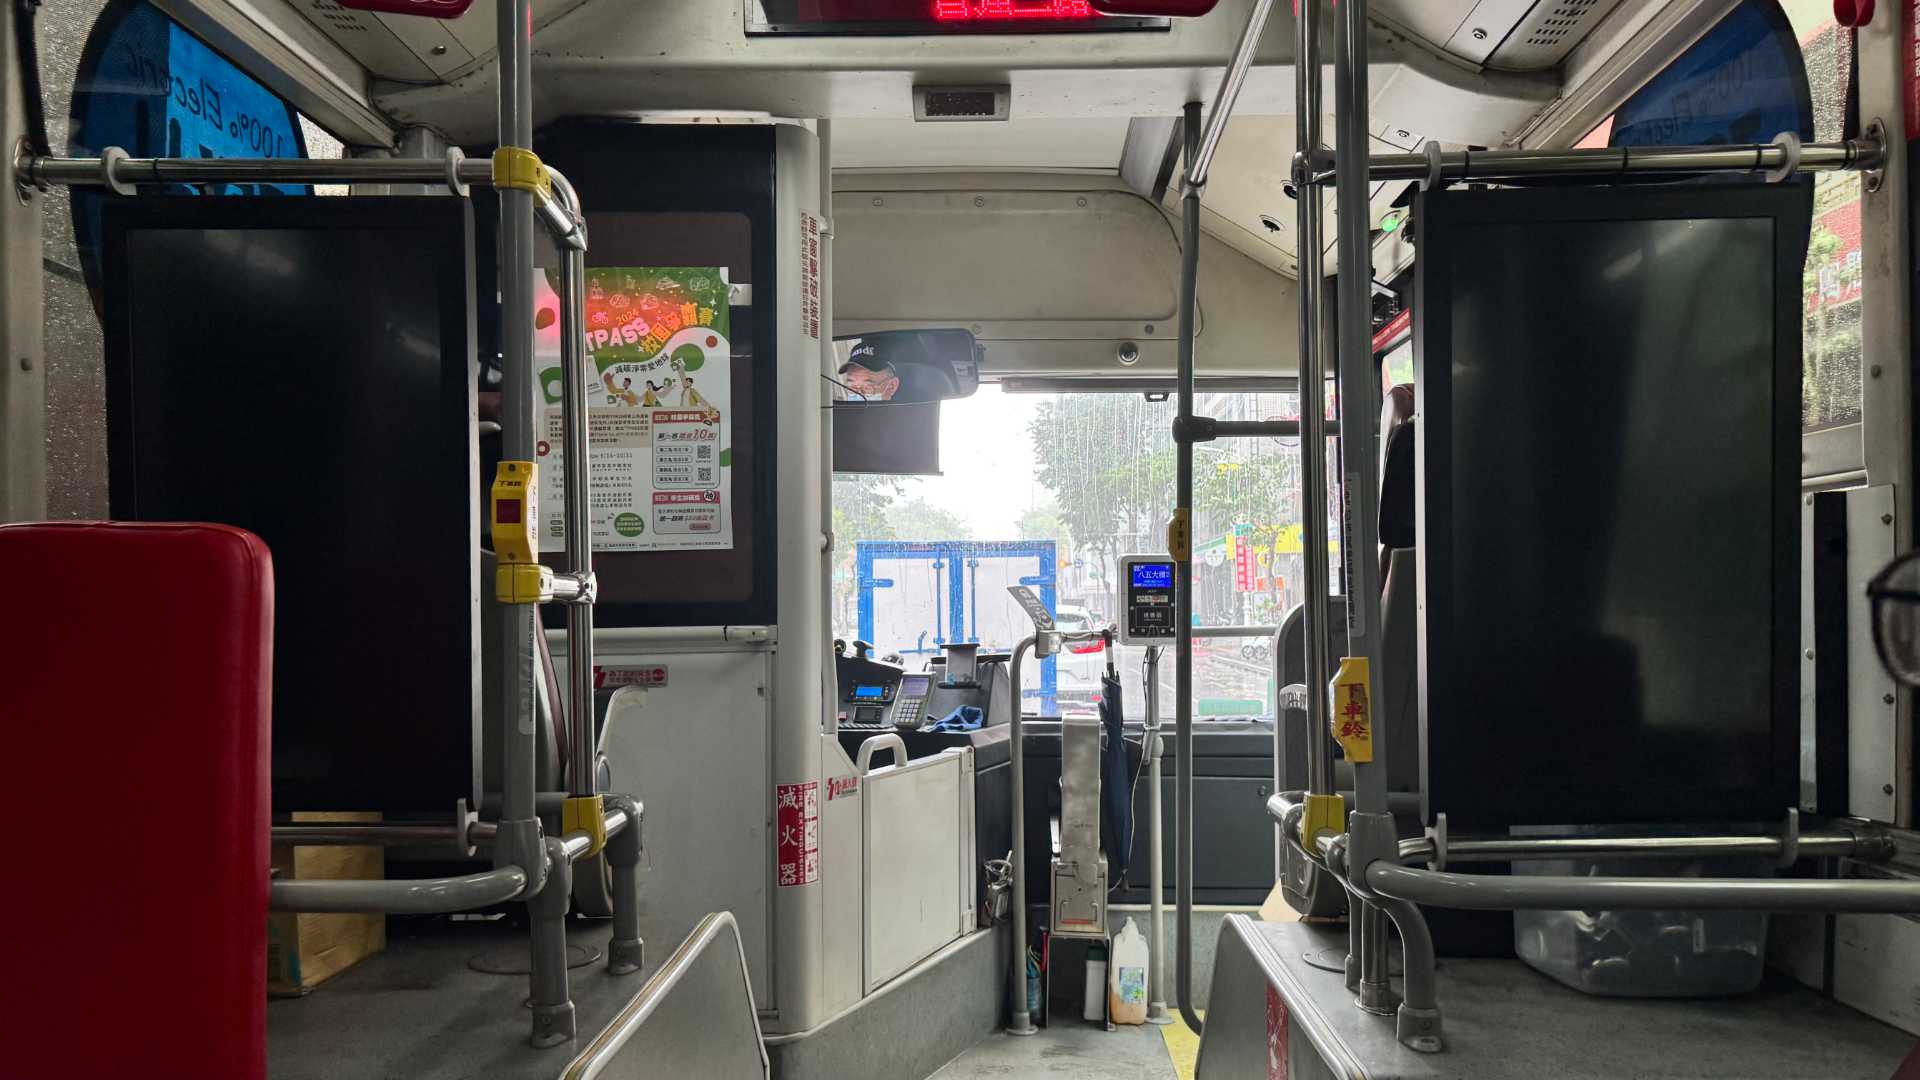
[[1307, 945, 1400, 975], [1356, 979, 1400, 1017], [1006, 1020, 1039, 1037], [1396, 1004, 1443, 1053], [470, 942, 601, 975], [1303, 946, 1348, 973], [1146, 1004, 1175, 1026], [607, 937, 643, 976], [529, 1000, 577, 1049]]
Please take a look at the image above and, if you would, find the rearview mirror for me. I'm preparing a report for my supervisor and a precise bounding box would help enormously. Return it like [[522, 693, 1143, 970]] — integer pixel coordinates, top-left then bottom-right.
[[831, 329, 981, 405]]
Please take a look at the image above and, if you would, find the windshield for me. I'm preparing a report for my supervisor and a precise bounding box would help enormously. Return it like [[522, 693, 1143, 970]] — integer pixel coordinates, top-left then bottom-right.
[[832, 384, 1340, 721]]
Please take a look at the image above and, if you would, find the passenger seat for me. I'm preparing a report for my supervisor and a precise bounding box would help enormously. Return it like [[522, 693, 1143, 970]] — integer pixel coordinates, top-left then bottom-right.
[[0, 522, 273, 1079]]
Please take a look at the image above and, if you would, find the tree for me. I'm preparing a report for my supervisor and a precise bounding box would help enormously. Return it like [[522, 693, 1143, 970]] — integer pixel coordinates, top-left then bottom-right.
[[887, 496, 974, 541], [1015, 500, 1070, 548], [1028, 395, 1176, 588], [1028, 392, 1317, 622], [832, 474, 903, 552]]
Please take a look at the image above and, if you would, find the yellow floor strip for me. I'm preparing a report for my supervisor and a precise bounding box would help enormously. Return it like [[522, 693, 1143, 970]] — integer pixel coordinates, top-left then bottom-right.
[[1159, 1010, 1203, 1080]]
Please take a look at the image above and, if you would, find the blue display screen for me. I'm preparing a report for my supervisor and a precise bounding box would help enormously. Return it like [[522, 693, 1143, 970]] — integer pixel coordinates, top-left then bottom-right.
[[852, 684, 887, 700], [70, 0, 310, 291], [1131, 563, 1173, 589]]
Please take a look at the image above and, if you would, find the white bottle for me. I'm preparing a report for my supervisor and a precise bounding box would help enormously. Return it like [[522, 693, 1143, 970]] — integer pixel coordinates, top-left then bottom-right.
[[1108, 918, 1150, 1025], [1083, 949, 1108, 1022]]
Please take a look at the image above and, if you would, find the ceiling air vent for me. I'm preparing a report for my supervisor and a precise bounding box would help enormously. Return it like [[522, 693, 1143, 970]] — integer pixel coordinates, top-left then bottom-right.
[[914, 85, 1011, 123], [1487, 0, 1623, 72]]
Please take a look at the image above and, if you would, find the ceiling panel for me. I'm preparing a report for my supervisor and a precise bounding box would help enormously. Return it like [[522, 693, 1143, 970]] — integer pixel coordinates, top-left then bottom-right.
[[833, 118, 1133, 171], [1165, 116, 1415, 279]]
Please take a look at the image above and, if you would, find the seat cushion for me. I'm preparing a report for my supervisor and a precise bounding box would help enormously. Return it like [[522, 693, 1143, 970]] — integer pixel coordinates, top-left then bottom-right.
[[0, 521, 271, 1079]]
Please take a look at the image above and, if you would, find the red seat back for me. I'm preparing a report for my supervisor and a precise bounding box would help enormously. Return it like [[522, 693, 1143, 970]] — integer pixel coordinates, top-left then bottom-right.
[[0, 522, 271, 1079]]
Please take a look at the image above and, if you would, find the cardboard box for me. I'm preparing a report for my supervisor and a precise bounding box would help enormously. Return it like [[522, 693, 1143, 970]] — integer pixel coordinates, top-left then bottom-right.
[[267, 812, 386, 997]]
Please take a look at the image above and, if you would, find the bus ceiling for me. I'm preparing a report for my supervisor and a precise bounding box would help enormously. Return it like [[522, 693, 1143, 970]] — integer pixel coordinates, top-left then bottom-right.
[[257, 0, 1700, 150], [192, 0, 1742, 381]]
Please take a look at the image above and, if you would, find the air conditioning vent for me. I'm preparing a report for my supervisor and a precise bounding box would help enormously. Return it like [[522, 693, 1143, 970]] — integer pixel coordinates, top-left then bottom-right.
[[1524, 0, 1599, 47], [1488, 0, 1623, 71], [913, 85, 1011, 123], [309, 0, 376, 33]]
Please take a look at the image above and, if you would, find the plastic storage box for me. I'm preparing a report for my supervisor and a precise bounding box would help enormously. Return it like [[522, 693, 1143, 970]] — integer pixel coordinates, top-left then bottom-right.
[[1513, 829, 1770, 997]]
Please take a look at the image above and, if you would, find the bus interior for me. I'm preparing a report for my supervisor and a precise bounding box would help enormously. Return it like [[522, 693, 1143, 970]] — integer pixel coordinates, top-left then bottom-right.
[[5, 0, 1920, 1077]]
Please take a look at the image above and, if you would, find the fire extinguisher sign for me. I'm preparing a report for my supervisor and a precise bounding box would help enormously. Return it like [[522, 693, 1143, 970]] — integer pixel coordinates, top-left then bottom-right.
[[1906, 0, 1920, 139], [775, 781, 820, 888]]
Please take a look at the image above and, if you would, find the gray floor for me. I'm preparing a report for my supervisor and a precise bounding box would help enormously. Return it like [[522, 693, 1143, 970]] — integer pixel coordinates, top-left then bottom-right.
[[1198, 916, 1920, 1080], [269, 916, 653, 1080], [930, 1023, 1179, 1080]]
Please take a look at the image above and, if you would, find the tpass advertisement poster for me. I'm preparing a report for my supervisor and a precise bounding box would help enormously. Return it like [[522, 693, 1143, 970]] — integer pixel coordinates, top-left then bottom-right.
[[534, 266, 734, 552]]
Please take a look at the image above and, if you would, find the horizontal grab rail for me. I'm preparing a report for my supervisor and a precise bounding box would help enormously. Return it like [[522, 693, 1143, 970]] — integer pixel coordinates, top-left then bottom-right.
[[17, 150, 585, 248], [270, 804, 632, 913], [271, 866, 529, 914], [1367, 861, 1920, 913], [572, 625, 775, 648], [1311, 134, 1884, 186], [1396, 830, 1885, 865]]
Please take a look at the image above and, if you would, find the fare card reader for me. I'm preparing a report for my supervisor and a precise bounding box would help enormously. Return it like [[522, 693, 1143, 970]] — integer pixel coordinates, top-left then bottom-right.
[[1118, 554, 1176, 646], [836, 647, 905, 730]]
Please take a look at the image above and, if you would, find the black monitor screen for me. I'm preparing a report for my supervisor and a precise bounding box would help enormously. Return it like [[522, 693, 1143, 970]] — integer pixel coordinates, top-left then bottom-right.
[[104, 197, 479, 814], [1415, 184, 1806, 827]]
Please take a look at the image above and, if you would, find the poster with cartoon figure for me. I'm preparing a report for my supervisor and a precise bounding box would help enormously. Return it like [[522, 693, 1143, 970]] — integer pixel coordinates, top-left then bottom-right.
[[533, 266, 733, 552]]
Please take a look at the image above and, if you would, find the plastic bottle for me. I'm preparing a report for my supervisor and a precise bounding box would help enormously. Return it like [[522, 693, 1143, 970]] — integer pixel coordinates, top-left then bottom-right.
[[1108, 918, 1149, 1025], [1082, 946, 1107, 1021]]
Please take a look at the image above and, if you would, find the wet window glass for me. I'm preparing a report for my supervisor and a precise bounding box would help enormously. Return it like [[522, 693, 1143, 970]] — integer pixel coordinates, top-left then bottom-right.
[[832, 387, 1341, 719]]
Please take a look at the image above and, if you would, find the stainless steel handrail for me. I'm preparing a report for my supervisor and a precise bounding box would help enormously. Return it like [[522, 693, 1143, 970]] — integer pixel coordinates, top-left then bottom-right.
[[1396, 830, 1884, 865], [1312, 135, 1885, 186], [554, 169, 598, 803], [19, 151, 585, 245], [269, 806, 632, 914], [1172, 99, 1207, 1038], [1191, 625, 1281, 639], [1006, 634, 1041, 1035], [1185, 0, 1277, 191], [1369, 861, 1920, 913], [271, 866, 530, 914], [581, 624, 775, 646], [561, 911, 769, 1079], [1143, 645, 1172, 1026]]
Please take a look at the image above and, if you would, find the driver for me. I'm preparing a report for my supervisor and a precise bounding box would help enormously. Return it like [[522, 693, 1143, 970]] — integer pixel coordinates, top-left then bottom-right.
[[838, 345, 901, 401], [838, 336, 962, 403]]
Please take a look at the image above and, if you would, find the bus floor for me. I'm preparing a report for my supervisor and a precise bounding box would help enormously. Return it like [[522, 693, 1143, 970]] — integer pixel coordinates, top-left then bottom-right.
[[268, 912, 657, 1080], [933, 1022, 1188, 1080], [268, 909, 1195, 1080]]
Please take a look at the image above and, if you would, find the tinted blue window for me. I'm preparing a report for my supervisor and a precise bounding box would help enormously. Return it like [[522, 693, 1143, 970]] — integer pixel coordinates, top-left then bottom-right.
[[69, 0, 309, 290]]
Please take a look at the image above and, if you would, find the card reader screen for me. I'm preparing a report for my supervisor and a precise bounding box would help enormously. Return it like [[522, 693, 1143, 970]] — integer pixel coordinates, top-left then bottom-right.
[[1131, 563, 1174, 589], [899, 674, 931, 696]]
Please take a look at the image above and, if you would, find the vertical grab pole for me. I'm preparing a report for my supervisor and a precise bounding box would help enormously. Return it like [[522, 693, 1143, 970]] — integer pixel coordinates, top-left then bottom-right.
[[1173, 100, 1205, 1037], [1334, 0, 1386, 823], [1332, 0, 1439, 1050], [1294, 0, 1335, 805], [1332, 0, 1394, 1014], [557, 191, 597, 799], [492, 0, 543, 877], [1295, 0, 1351, 992], [1006, 636, 1040, 1035], [493, 0, 570, 1049], [1143, 646, 1172, 1025]]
